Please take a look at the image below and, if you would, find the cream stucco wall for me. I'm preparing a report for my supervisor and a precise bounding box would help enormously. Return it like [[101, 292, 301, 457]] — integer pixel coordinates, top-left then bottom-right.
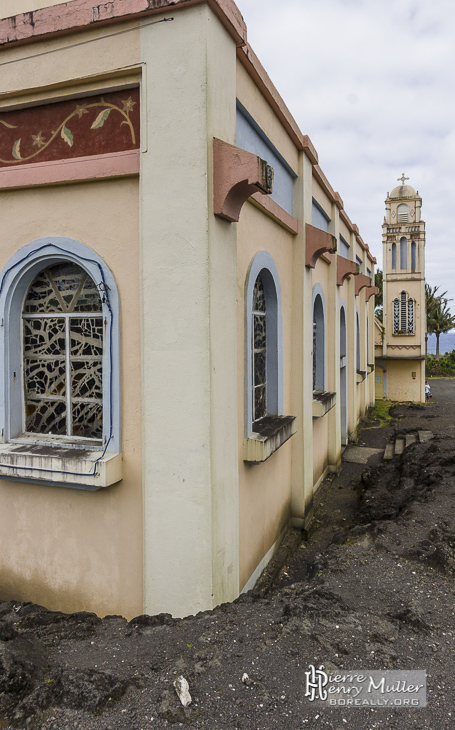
[[0, 179, 143, 619], [140, 5, 240, 618], [312, 179, 331, 219], [237, 202, 294, 591]]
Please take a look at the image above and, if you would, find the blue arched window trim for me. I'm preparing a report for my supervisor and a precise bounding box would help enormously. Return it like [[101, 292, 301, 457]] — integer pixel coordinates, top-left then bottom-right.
[[245, 251, 283, 435], [312, 284, 326, 393], [0, 237, 120, 454]]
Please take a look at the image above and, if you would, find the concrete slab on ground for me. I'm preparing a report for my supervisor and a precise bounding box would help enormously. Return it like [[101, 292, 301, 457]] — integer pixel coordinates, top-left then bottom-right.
[[419, 430, 434, 442], [342, 446, 384, 464]]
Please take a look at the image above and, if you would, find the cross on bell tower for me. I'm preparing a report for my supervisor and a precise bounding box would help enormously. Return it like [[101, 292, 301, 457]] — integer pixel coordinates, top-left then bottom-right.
[[397, 173, 409, 186]]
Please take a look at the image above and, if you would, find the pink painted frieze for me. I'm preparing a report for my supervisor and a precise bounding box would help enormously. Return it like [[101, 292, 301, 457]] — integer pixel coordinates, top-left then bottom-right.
[[0, 88, 139, 167]]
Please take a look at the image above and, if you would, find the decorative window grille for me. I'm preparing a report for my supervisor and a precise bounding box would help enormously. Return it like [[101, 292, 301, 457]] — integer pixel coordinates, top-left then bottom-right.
[[408, 298, 415, 333], [252, 274, 266, 421], [393, 298, 400, 333], [397, 204, 409, 223], [22, 262, 103, 439], [400, 291, 407, 331]]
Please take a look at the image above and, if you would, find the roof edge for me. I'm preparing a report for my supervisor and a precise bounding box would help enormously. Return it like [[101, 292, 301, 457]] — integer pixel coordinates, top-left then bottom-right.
[[0, 0, 247, 49]]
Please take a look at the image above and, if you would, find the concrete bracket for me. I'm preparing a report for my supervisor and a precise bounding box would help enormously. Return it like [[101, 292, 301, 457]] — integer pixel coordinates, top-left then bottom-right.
[[337, 256, 359, 286], [355, 274, 371, 296], [213, 138, 273, 222], [365, 285, 379, 301], [305, 224, 337, 268]]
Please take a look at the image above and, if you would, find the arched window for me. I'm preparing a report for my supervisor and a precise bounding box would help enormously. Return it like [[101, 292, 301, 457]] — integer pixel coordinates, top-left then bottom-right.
[[411, 241, 416, 270], [356, 309, 361, 371], [252, 273, 267, 421], [393, 290, 415, 334], [0, 238, 121, 489], [400, 237, 407, 269], [23, 262, 103, 439], [391, 243, 397, 270], [245, 252, 282, 432], [397, 204, 409, 223], [312, 288, 326, 392]]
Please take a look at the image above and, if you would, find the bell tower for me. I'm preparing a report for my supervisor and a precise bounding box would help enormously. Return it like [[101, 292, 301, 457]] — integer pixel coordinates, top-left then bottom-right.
[[376, 175, 426, 402]]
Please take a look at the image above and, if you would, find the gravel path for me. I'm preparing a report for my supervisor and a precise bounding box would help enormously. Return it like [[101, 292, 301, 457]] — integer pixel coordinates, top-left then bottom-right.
[[1, 379, 455, 729]]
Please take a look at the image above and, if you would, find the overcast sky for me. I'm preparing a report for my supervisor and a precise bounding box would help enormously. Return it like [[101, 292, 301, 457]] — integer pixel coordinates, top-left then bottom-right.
[[237, 0, 455, 306]]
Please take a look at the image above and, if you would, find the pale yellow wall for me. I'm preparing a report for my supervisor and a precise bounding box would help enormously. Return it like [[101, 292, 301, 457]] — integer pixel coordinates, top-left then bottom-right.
[[0, 20, 140, 105], [0, 0, 72, 18], [312, 179, 331, 219], [311, 258, 333, 484], [386, 360, 424, 402], [237, 202, 294, 591], [375, 365, 384, 400], [339, 220, 352, 252], [0, 179, 143, 619], [236, 61, 299, 174]]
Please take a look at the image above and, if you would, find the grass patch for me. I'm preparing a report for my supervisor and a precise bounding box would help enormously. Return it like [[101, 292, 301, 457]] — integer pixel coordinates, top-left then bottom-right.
[[363, 400, 400, 429]]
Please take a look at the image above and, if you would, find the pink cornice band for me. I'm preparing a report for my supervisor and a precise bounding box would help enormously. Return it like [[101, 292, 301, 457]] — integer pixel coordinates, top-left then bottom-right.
[[0, 149, 140, 190]]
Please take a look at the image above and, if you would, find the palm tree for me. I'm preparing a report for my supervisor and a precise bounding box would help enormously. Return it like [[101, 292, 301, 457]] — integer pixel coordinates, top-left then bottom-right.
[[427, 295, 455, 358]]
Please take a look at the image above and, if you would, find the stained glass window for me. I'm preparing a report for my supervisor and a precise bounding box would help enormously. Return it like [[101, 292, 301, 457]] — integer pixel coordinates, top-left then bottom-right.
[[22, 263, 103, 440], [252, 274, 266, 421]]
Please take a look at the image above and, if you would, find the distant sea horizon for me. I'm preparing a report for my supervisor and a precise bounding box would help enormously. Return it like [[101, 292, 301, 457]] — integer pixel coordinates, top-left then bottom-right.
[[427, 331, 455, 355]]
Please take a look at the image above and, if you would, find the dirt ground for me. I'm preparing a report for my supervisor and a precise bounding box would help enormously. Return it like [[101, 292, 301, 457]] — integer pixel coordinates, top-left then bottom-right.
[[2, 379, 455, 730]]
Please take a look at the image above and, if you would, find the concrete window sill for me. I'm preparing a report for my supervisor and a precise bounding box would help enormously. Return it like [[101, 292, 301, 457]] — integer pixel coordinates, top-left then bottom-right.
[[312, 391, 336, 418], [0, 442, 122, 490], [244, 415, 296, 463]]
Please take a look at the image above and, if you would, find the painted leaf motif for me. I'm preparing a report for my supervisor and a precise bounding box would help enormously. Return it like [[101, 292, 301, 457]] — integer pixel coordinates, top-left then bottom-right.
[[91, 109, 111, 130], [0, 120, 17, 129], [12, 139, 22, 160], [61, 126, 74, 147]]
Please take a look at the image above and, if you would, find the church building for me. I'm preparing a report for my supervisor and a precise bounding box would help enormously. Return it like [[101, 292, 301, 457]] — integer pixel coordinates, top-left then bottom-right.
[[0, 0, 376, 619]]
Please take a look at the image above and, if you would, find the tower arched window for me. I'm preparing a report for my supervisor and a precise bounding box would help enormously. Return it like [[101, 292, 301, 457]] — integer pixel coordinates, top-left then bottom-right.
[[400, 237, 407, 269], [397, 204, 409, 223], [411, 241, 416, 270], [391, 243, 397, 270]]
